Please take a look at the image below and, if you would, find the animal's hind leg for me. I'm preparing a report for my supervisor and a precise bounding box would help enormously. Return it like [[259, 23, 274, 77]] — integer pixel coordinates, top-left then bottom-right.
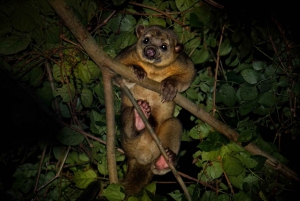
[[151, 117, 182, 175]]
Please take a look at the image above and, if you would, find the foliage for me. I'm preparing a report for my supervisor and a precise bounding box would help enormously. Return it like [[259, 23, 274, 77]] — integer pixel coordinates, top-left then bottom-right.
[[0, 0, 299, 200]]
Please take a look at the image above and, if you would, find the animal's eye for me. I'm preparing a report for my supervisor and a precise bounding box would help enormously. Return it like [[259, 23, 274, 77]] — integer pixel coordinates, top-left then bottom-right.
[[143, 37, 149, 44], [161, 44, 168, 51]]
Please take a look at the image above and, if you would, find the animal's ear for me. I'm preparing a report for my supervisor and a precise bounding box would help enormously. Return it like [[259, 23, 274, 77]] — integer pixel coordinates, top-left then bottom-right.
[[175, 43, 184, 53], [136, 25, 146, 38]]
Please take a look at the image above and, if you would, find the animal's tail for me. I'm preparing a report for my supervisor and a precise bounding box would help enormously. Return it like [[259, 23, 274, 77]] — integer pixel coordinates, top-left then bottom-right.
[[122, 158, 154, 195]]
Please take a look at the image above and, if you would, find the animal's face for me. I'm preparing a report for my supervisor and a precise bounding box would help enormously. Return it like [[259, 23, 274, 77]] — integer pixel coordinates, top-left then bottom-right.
[[135, 25, 184, 67]]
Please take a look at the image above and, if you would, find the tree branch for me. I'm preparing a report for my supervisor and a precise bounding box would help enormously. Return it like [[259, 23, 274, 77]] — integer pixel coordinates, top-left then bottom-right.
[[47, 0, 299, 185]]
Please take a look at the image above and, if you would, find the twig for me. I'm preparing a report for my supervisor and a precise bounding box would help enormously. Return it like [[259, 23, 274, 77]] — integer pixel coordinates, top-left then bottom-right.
[[34, 144, 48, 193], [35, 146, 71, 192], [212, 16, 226, 116], [114, 75, 192, 201]]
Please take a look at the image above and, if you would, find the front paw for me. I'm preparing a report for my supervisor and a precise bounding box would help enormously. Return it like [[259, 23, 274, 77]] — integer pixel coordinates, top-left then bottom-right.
[[132, 65, 147, 80], [161, 78, 178, 102]]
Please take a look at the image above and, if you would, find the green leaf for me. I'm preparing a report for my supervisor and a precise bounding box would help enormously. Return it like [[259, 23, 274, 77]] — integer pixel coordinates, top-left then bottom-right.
[[175, 0, 198, 12], [228, 174, 244, 189], [90, 110, 107, 135], [239, 99, 257, 116], [191, 47, 210, 64], [73, 170, 97, 189], [222, 154, 244, 176], [206, 161, 223, 179], [220, 38, 232, 56], [238, 85, 258, 101], [77, 60, 100, 83], [81, 88, 93, 107], [29, 66, 43, 87], [218, 83, 237, 107], [57, 125, 84, 146], [233, 191, 252, 201], [52, 62, 72, 82], [0, 36, 30, 55], [264, 64, 276, 77], [257, 92, 276, 107], [241, 69, 260, 84], [103, 183, 125, 201], [253, 61, 266, 70], [53, 84, 75, 102], [237, 129, 257, 142], [11, 8, 37, 32], [97, 156, 108, 175]]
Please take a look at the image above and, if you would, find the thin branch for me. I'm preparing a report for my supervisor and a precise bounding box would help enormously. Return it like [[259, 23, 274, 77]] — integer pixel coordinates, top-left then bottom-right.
[[36, 146, 71, 192], [213, 17, 226, 116], [102, 68, 118, 184]]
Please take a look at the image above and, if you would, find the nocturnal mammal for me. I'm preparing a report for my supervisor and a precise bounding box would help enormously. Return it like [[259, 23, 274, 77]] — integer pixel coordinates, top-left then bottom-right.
[[115, 24, 195, 194]]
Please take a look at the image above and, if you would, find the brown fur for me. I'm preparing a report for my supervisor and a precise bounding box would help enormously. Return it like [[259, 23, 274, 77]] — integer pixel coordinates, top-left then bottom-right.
[[115, 25, 195, 194]]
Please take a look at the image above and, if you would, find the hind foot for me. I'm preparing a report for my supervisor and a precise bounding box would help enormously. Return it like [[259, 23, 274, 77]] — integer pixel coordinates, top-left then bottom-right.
[[134, 100, 151, 131]]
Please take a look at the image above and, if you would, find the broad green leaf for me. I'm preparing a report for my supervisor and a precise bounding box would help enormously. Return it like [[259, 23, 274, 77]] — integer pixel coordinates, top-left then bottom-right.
[[257, 92, 276, 107], [206, 161, 223, 179], [81, 88, 93, 108], [201, 150, 219, 161], [219, 38, 232, 56], [253, 61, 266, 70], [238, 129, 257, 142], [36, 81, 53, 107], [29, 66, 43, 87], [53, 84, 75, 102], [0, 36, 30, 55], [97, 156, 108, 175], [214, 194, 230, 201], [241, 69, 260, 84], [58, 102, 71, 118], [13, 177, 33, 194], [233, 191, 252, 201], [11, 9, 37, 32], [73, 170, 97, 189], [234, 63, 252, 73], [144, 182, 156, 194], [77, 60, 100, 83], [228, 174, 244, 189], [175, 0, 198, 12], [238, 85, 258, 101], [264, 64, 276, 77], [239, 34, 252, 60], [57, 125, 84, 146], [52, 62, 72, 82], [218, 83, 237, 107], [222, 154, 243, 176], [239, 99, 257, 116], [252, 105, 270, 115], [90, 110, 107, 135], [79, 153, 89, 162], [103, 183, 125, 201], [191, 48, 210, 64], [149, 17, 166, 27], [237, 152, 257, 169]]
